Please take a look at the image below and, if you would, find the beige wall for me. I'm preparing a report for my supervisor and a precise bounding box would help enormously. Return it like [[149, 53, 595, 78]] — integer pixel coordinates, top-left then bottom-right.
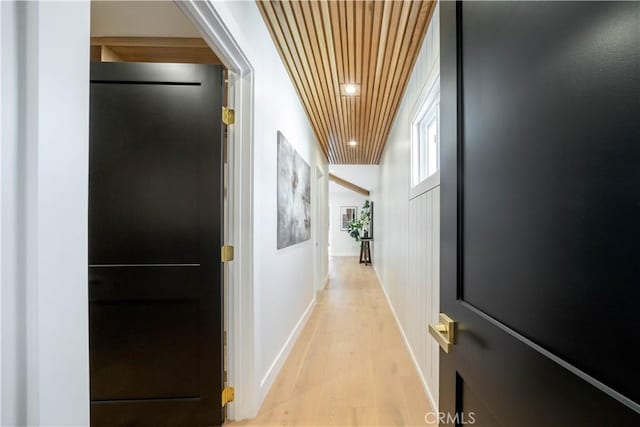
[[91, 1, 200, 37]]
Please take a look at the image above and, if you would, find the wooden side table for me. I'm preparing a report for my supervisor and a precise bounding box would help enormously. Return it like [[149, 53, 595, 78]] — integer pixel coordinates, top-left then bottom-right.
[[359, 238, 373, 265]]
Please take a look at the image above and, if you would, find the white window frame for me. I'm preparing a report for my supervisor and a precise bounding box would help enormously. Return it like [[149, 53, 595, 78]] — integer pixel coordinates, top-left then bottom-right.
[[410, 68, 440, 200]]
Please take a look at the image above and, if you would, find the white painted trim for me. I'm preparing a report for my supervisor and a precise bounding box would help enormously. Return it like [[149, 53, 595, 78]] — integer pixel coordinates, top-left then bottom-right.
[[313, 162, 328, 292], [0, 4, 3, 419], [315, 276, 330, 298], [2, 3, 91, 424], [176, 1, 256, 420], [410, 57, 441, 120], [410, 58, 441, 191], [409, 171, 441, 200], [373, 266, 439, 414], [258, 297, 315, 404], [176, 1, 252, 77]]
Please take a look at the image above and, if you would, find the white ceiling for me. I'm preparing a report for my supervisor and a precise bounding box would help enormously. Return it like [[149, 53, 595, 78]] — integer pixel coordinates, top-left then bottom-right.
[[91, 1, 201, 37], [329, 165, 379, 194]]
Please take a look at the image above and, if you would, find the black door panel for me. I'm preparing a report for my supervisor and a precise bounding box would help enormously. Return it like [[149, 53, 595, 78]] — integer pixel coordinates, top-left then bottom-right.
[[440, 2, 640, 424], [89, 62, 224, 426]]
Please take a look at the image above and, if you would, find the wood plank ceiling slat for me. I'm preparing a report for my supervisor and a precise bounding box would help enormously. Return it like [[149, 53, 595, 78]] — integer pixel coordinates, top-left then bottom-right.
[[318, 1, 347, 163], [372, 1, 414, 159], [260, 2, 333, 161], [294, 1, 334, 162], [282, 1, 333, 159], [256, 0, 435, 164], [369, 1, 400, 162], [303, 1, 342, 162], [362, 1, 383, 164], [373, 1, 436, 162]]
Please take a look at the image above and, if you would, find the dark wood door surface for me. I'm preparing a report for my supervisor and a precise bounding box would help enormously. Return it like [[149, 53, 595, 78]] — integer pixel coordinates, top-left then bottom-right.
[[89, 62, 224, 426], [439, 2, 640, 425]]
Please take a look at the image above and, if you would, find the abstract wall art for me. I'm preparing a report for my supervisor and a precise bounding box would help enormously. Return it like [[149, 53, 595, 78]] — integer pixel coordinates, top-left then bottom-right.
[[277, 131, 311, 249]]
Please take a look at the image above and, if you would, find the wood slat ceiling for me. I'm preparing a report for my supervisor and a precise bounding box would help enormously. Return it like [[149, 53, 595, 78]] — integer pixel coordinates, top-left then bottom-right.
[[257, 0, 435, 164]]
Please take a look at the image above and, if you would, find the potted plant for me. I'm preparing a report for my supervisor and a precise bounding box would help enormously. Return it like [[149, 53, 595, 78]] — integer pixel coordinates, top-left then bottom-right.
[[346, 200, 371, 242]]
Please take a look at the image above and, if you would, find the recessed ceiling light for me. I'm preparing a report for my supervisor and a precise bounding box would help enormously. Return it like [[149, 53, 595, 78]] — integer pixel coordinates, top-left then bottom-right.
[[348, 140, 358, 147], [341, 83, 360, 96], [344, 84, 357, 94]]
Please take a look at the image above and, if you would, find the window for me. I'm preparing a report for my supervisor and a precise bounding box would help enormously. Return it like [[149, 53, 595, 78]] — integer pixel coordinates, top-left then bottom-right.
[[418, 104, 439, 182], [411, 78, 440, 194]]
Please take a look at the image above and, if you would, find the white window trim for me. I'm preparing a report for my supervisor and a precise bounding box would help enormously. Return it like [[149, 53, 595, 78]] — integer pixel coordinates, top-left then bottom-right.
[[410, 170, 441, 200], [410, 60, 440, 200]]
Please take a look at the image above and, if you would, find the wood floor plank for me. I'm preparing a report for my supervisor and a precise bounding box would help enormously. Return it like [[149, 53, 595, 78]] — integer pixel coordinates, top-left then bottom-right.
[[228, 257, 435, 426]]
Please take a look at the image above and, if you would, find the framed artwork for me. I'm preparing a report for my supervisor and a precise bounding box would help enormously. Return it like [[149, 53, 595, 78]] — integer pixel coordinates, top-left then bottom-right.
[[340, 206, 357, 231], [277, 131, 311, 249]]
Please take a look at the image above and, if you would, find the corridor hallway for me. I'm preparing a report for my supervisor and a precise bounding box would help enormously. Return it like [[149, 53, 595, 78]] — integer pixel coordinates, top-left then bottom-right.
[[233, 257, 434, 426]]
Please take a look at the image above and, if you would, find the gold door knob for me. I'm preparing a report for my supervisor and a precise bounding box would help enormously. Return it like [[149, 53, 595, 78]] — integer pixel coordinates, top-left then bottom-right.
[[428, 313, 456, 353]]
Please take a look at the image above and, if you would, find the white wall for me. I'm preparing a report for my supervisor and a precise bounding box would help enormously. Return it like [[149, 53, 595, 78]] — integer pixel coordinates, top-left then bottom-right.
[[209, 1, 329, 414], [329, 164, 379, 191], [373, 3, 441, 412], [328, 165, 378, 257], [1, 1, 90, 425], [329, 192, 368, 257]]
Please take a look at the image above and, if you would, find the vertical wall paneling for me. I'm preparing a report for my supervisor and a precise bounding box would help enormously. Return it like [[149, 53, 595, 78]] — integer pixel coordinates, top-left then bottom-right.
[[372, 3, 440, 412]]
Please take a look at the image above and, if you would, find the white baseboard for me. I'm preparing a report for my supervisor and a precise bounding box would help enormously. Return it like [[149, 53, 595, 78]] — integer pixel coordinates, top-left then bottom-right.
[[257, 297, 316, 407], [373, 266, 439, 413]]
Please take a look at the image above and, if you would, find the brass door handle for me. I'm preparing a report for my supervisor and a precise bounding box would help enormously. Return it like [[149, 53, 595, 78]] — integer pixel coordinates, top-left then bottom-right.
[[429, 313, 456, 353]]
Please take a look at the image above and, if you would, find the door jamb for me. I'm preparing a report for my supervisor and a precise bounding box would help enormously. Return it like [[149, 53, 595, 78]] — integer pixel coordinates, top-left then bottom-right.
[[176, 1, 256, 420], [313, 166, 321, 292]]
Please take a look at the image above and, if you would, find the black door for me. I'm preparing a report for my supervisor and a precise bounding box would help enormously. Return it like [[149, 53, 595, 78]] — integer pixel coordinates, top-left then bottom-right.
[[439, 2, 640, 425], [89, 62, 224, 426]]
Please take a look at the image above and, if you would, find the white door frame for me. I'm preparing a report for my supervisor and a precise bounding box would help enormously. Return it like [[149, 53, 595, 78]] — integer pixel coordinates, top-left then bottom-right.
[[314, 164, 328, 292], [176, 1, 256, 420], [314, 166, 322, 292]]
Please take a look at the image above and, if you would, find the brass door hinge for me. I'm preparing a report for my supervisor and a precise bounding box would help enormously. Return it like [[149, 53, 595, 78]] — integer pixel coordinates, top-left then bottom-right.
[[221, 386, 235, 407], [221, 245, 234, 262], [222, 107, 235, 125]]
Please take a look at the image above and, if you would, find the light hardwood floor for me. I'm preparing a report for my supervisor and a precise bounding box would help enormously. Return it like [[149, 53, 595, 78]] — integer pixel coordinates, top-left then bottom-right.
[[229, 257, 435, 426]]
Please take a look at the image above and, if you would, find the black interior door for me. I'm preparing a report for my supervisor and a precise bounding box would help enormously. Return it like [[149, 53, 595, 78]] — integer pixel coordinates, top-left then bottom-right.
[[439, 2, 640, 425], [89, 62, 224, 426]]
